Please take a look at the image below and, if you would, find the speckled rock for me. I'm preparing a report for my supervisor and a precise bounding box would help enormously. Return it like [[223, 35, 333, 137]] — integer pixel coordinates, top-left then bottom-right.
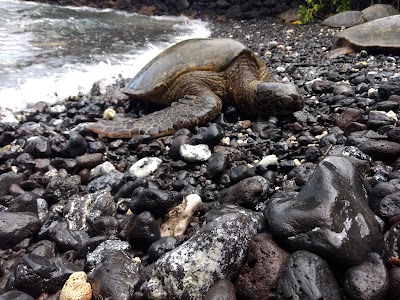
[[144, 212, 258, 299], [179, 144, 211, 162], [276, 250, 343, 300], [343, 252, 389, 300], [43, 174, 81, 205], [89, 251, 142, 300], [0, 212, 40, 249], [129, 157, 162, 178], [235, 233, 289, 300], [267, 156, 384, 267], [60, 272, 92, 300], [64, 189, 116, 230], [85, 239, 130, 270]]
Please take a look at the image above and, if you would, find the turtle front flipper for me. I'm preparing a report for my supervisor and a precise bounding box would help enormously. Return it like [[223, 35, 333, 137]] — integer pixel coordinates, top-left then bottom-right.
[[86, 92, 223, 138]]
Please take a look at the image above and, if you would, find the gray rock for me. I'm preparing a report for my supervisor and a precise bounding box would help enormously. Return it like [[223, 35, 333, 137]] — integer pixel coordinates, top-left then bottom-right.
[[267, 156, 384, 267], [145, 212, 258, 299], [358, 140, 400, 162], [0, 212, 40, 249], [343, 252, 389, 300], [10, 253, 81, 298], [204, 279, 236, 300], [86, 170, 124, 193], [277, 250, 343, 300], [43, 174, 81, 205], [206, 152, 228, 180], [0, 172, 25, 197], [89, 251, 143, 300], [0, 291, 34, 300]]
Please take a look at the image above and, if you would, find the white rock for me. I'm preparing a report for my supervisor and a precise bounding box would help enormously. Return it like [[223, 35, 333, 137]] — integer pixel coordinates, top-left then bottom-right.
[[179, 144, 211, 162], [258, 154, 278, 167], [161, 194, 203, 237], [0, 108, 19, 125], [276, 66, 286, 73], [90, 161, 116, 177], [48, 104, 66, 114], [129, 157, 162, 178]]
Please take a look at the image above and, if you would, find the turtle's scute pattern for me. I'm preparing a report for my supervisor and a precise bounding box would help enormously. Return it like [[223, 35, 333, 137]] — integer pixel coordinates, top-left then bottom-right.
[[87, 38, 304, 138]]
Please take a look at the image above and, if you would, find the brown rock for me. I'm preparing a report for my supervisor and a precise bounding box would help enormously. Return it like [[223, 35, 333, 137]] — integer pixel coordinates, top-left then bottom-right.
[[235, 233, 289, 300], [333, 108, 363, 131], [75, 153, 104, 169]]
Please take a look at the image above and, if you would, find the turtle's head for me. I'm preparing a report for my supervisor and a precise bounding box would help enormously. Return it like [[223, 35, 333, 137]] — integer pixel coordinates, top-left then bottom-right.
[[255, 82, 304, 116]]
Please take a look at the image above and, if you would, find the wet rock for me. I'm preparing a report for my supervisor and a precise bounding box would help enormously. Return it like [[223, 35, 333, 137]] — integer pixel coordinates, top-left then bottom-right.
[[129, 157, 162, 178], [367, 111, 393, 129], [204, 279, 236, 300], [28, 240, 56, 258], [389, 267, 400, 300], [0, 291, 34, 300], [0, 172, 25, 197], [267, 156, 384, 267], [384, 221, 400, 264], [43, 174, 81, 205], [47, 225, 90, 252], [236, 233, 289, 300], [127, 211, 161, 252], [144, 212, 258, 299], [378, 192, 400, 220], [8, 192, 38, 214], [61, 132, 88, 158], [147, 236, 181, 263], [358, 140, 400, 162], [10, 254, 81, 298], [179, 144, 211, 162], [333, 84, 354, 96], [221, 176, 268, 209], [64, 190, 116, 230], [60, 272, 92, 300], [86, 170, 124, 193], [0, 212, 40, 249], [75, 153, 104, 169], [229, 164, 256, 184], [311, 80, 334, 94], [89, 251, 142, 300], [206, 152, 228, 180], [169, 135, 191, 160], [343, 252, 389, 300], [276, 250, 342, 300], [130, 188, 182, 218], [202, 123, 225, 147]]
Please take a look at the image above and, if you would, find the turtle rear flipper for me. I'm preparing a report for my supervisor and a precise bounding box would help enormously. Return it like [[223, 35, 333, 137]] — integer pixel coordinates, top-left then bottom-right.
[[86, 92, 223, 138]]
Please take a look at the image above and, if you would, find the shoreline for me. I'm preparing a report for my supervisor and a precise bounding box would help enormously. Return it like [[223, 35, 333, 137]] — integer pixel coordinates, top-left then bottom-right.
[[1, 6, 400, 300]]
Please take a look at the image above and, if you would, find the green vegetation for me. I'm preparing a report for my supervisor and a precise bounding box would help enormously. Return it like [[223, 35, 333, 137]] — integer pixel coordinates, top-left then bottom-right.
[[299, 0, 352, 23]]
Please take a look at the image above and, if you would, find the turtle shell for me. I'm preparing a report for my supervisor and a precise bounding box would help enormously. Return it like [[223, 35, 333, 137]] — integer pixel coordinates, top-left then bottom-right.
[[361, 4, 399, 22], [336, 15, 400, 50], [322, 11, 366, 28], [122, 38, 252, 100]]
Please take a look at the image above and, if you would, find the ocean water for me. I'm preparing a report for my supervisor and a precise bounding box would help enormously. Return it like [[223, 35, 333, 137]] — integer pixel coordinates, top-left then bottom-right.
[[0, 0, 210, 112]]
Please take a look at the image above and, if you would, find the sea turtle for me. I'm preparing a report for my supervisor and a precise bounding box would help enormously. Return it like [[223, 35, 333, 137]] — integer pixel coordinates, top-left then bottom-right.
[[322, 4, 399, 28], [87, 38, 304, 138], [328, 15, 400, 57]]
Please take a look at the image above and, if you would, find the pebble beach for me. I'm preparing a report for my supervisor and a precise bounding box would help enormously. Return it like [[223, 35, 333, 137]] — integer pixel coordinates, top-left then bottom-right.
[[1, 14, 400, 300]]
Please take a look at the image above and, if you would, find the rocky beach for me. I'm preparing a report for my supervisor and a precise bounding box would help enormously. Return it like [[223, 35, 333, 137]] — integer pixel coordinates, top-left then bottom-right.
[[1, 10, 400, 300]]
